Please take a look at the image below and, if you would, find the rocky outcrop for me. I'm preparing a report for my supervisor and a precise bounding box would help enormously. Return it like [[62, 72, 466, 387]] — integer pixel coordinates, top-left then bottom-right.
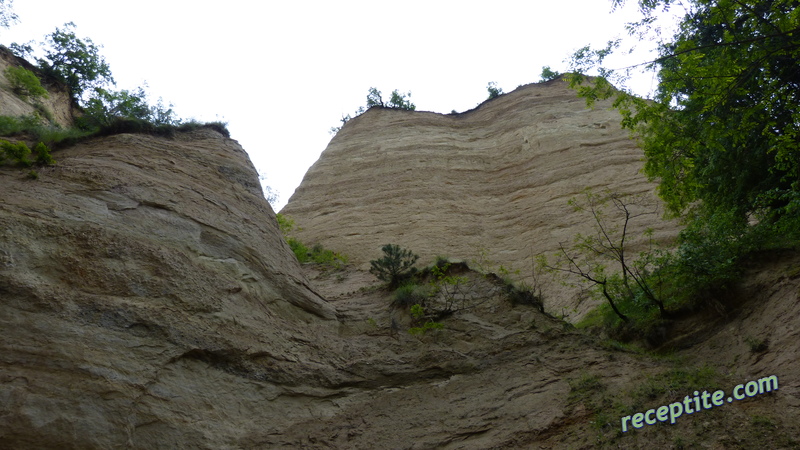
[[0, 45, 78, 128], [282, 79, 679, 318], [0, 129, 340, 447]]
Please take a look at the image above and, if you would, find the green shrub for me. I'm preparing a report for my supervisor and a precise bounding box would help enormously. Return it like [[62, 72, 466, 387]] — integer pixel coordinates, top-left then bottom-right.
[[287, 237, 310, 263], [4, 66, 49, 99], [33, 142, 55, 165], [0, 140, 56, 168], [505, 283, 544, 311], [0, 114, 41, 136], [276, 213, 295, 236], [408, 303, 443, 335], [745, 336, 769, 353], [177, 121, 230, 138], [311, 244, 348, 267], [369, 244, 419, 288], [408, 321, 443, 335], [486, 81, 503, 99], [275, 215, 347, 267], [0, 139, 31, 166], [393, 283, 428, 308], [540, 66, 561, 82]]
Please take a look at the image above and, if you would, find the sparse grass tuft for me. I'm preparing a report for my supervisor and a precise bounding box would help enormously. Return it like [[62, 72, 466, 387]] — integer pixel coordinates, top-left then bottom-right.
[[393, 282, 428, 308], [745, 336, 769, 353]]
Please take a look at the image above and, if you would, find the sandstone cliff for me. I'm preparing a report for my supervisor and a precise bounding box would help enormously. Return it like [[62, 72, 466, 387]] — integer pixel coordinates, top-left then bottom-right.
[[0, 129, 342, 447], [1, 77, 798, 449], [281, 79, 678, 318]]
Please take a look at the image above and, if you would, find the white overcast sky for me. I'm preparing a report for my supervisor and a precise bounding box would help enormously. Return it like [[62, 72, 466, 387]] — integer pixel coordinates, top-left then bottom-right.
[[1, 1, 667, 210]]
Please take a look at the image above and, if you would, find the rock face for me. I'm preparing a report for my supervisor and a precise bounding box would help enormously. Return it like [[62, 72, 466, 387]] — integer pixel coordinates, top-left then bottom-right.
[[0, 125, 798, 449], [0, 45, 78, 128], [0, 129, 339, 448], [281, 79, 678, 318]]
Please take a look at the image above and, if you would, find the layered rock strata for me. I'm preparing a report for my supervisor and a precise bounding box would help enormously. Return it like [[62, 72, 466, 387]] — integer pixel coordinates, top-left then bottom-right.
[[282, 79, 678, 317]]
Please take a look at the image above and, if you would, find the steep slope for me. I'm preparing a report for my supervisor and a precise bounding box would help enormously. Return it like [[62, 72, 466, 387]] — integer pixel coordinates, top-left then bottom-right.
[[0, 129, 339, 448], [1, 126, 797, 449], [281, 78, 679, 319], [0, 45, 77, 128]]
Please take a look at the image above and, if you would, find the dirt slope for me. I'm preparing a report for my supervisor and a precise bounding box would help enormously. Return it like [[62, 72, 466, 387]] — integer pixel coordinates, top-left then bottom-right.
[[0, 45, 77, 128]]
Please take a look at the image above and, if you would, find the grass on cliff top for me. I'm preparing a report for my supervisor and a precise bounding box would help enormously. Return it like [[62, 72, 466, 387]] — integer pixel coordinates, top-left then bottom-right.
[[0, 113, 230, 150]]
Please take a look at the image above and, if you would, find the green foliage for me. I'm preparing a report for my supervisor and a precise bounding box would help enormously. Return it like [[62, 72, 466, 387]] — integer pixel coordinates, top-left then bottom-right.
[[486, 81, 503, 99], [745, 336, 769, 354], [566, 1, 800, 312], [4, 66, 49, 99], [369, 244, 419, 288], [471, 249, 546, 311], [80, 86, 180, 128], [275, 213, 296, 237], [0, 0, 17, 30], [0, 114, 41, 136], [750, 414, 776, 428], [287, 237, 310, 262], [408, 321, 444, 336], [0, 139, 55, 168], [309, 243, 348, 267], [410, 303, 425, 319], [0, 114, 94, 149], [33, 141, 54, 165], [366, 87, 384, 108], [631, 365, 719, 405], [0, 139, 30, 166], [544, 189, 666, 324], [408, 303, 444, 335], [11, 23, 190, 133], [569, 372, 603, 397], [175, 120, 230, 138], [387, 89, 415, 110], [331, 87, 416, 134], [275, 213, 347, 268], [540, 66, 561, 81], [35, 22, 114, 100], [429, 262, 470, 313], [365, 87, 416, 110], [393, 282, 428, 308]]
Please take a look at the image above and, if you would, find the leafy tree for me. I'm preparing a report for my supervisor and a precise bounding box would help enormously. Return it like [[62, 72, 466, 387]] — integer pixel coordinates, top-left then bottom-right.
[[387, 89, 415, 110], [542, 189, 666, 322], [329, 113, 353, 135], [369, 244, 419, 288], [366, 87, 384, 108], [35, 22, 114, 100], [486, 81, 503, 99], [563, 0, 800, 310], [330, 87, 415, 134], [365, 87, 415, 110], [80, 86, 179, 128], [0, 0, 18, 30], [568, 0, 800, 227], [540, 66, 561, 81]]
